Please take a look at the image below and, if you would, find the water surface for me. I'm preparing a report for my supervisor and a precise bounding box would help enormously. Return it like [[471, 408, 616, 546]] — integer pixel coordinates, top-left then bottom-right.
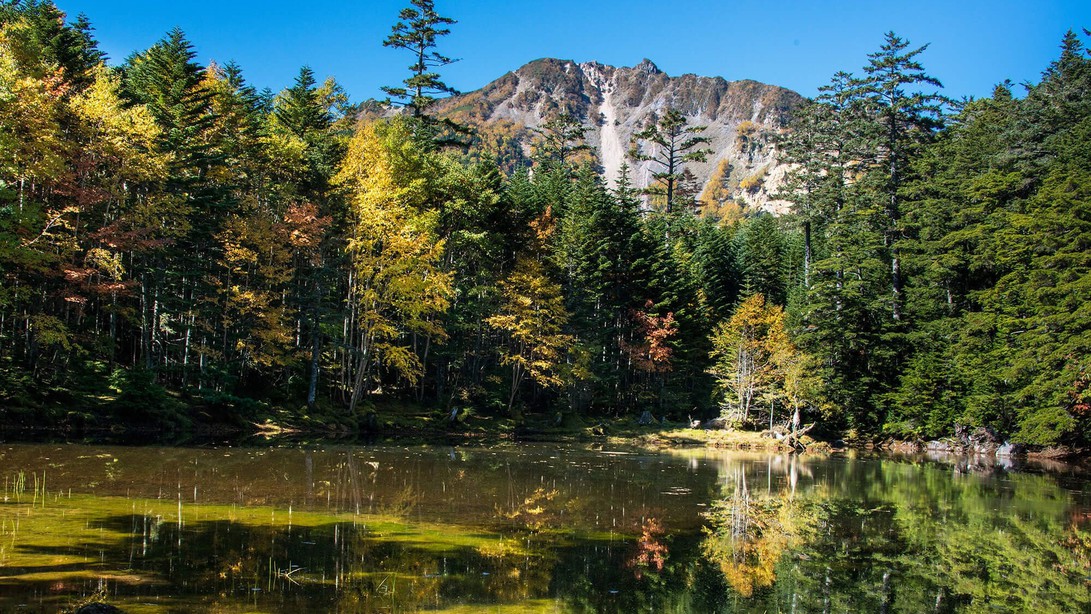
[[0, 443, 1087, 612]]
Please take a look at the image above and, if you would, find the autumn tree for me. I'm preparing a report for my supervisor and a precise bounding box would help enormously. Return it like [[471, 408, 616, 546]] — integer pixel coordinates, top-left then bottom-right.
[[336, 118, 453, 414], [487, 254, 573, 414], [621, 300, 678, 374], [487, 210, 573, 414], [266, 65, 348, 409], [710, 294, 789, 425]]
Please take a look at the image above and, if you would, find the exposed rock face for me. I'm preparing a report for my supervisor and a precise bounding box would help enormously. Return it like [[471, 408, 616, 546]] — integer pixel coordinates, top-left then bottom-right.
[[435, 58, 805, 214]]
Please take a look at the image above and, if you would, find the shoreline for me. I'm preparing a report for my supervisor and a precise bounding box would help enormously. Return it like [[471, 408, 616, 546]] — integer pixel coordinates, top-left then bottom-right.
[[1, 413, 1087, 471]]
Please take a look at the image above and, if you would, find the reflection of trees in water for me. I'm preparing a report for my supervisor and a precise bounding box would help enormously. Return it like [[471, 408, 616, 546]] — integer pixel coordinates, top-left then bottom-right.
[[5, 444, 1090, 611], [699, 454, 1091, 613], [628, 517, 669, 579], [701, 457, 816, 598]]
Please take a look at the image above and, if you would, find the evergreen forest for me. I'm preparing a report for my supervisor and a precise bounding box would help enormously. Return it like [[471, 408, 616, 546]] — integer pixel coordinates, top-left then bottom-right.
[[1, 1, 1090, 449]]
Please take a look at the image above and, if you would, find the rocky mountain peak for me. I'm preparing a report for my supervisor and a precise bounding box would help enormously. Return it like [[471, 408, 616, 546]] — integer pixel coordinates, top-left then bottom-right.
[[635, 58, 662, 75], [436, 58, 806, 215]]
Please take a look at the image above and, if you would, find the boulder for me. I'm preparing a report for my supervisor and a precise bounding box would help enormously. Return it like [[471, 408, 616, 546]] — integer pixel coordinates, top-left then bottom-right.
[[926, 440, 953, 452], [704, 417, 728, 430]]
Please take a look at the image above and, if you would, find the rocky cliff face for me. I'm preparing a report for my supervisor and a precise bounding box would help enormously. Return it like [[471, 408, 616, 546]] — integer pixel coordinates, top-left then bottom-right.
[[436, 58, 805, 214]]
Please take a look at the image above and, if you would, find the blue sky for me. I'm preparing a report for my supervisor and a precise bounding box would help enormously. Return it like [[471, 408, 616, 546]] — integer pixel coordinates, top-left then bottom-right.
[[60, 1, 1090, 101]]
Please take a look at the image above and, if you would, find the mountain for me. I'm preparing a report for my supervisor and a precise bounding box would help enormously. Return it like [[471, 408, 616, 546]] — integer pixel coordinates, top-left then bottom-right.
[[436, 58, 806, 214]]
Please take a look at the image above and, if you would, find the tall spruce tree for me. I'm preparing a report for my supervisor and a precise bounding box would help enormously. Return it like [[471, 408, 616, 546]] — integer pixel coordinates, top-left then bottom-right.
[[859, 32, 946, 320]]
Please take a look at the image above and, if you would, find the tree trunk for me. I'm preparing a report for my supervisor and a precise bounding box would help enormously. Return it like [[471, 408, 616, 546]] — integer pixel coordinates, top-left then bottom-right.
[[306, 280, 323, 411], [803, 219, 812, 289]]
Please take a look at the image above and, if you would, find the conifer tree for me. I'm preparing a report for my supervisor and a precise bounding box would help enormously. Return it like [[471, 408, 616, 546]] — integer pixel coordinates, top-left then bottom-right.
[[736, 215, 788, 305], [382, 0, 458, 120], [859, 32, 946, 320], [630, 108, 712, 213], [274, 66, 330, 139], [532, 113, 592, 169], [0, 1, 104, 90]]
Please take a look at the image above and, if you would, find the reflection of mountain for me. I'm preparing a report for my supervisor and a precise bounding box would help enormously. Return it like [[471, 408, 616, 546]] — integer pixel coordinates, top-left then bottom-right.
[[434, 58, 805, 214]]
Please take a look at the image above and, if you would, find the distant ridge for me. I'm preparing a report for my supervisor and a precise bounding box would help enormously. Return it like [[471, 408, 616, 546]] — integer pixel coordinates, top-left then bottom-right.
[[435, 58, 806, 214]]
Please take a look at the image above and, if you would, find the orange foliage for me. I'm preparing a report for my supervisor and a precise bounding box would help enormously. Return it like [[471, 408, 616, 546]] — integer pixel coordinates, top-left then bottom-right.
[[628, 517, 669, 579], [621, 300, 678, 373], [283, 203, 331, 254]]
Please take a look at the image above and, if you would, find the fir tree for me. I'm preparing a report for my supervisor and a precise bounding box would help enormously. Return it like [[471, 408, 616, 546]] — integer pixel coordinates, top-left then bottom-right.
[[859, 32, 947, 320]]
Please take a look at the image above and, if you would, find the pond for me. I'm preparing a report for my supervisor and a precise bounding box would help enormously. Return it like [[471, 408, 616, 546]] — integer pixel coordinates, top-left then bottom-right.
[[0, 442, 1087, 612]]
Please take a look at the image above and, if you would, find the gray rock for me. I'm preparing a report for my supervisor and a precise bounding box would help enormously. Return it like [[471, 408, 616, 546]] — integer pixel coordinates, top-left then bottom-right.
[[705, 417, 728, 430]]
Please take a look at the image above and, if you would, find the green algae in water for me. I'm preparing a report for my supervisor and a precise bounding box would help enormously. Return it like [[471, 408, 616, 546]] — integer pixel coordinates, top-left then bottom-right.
[[0, 443, 1087, 612]]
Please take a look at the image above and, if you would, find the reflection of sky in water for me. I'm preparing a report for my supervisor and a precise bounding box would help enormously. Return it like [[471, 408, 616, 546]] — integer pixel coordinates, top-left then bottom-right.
[[0, 443, 1087, 613]]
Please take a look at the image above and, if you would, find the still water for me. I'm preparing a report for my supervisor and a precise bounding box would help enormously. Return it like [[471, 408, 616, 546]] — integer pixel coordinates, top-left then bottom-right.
[[0, 442, 1087, 612]]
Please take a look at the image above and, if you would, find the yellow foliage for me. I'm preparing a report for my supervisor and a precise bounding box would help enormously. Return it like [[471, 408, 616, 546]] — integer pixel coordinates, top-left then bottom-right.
[[700, 159, 750, 224], [702, 482, 817, 598], [710, 294, 789, 423], [0, 28, 66, 183], [710, 293, 821, 425], [217, 212, 297, 368], [261, 130, 308, 180], [337, 118, 453, 388], [487, 255, 572, 392], [69, 65, 165, 183], [739, 166, 768, 194], [84, 248, 125, 281]]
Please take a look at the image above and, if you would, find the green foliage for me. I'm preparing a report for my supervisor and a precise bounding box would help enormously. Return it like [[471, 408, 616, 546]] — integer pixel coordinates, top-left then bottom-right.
[[107, 367, 187, 428], [735, 215, 788, 305], [1, 2, 1089, 449]]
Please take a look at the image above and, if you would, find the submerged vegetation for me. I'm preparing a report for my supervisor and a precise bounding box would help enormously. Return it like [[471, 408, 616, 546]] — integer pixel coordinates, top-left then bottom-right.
[[0, 443, 1087, 612], [0, 1, 1090, 450]]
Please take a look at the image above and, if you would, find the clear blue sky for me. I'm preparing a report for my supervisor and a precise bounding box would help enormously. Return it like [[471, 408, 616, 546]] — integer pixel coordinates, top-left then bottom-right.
[[59, 0, 1090, 101]]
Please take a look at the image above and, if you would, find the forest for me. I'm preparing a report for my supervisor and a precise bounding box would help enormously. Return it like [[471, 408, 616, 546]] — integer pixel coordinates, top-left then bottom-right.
[[0, 0, 1089, 448]]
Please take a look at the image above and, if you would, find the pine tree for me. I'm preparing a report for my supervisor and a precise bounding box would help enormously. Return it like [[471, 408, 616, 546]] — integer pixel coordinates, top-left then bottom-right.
[[121, 29, 234, 388], [736, 215, 788, 305], [382, 0, 459, 122], [630, 108, 712, 213], [532, 113, 592, 169], [0, 1, 104, 90]]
